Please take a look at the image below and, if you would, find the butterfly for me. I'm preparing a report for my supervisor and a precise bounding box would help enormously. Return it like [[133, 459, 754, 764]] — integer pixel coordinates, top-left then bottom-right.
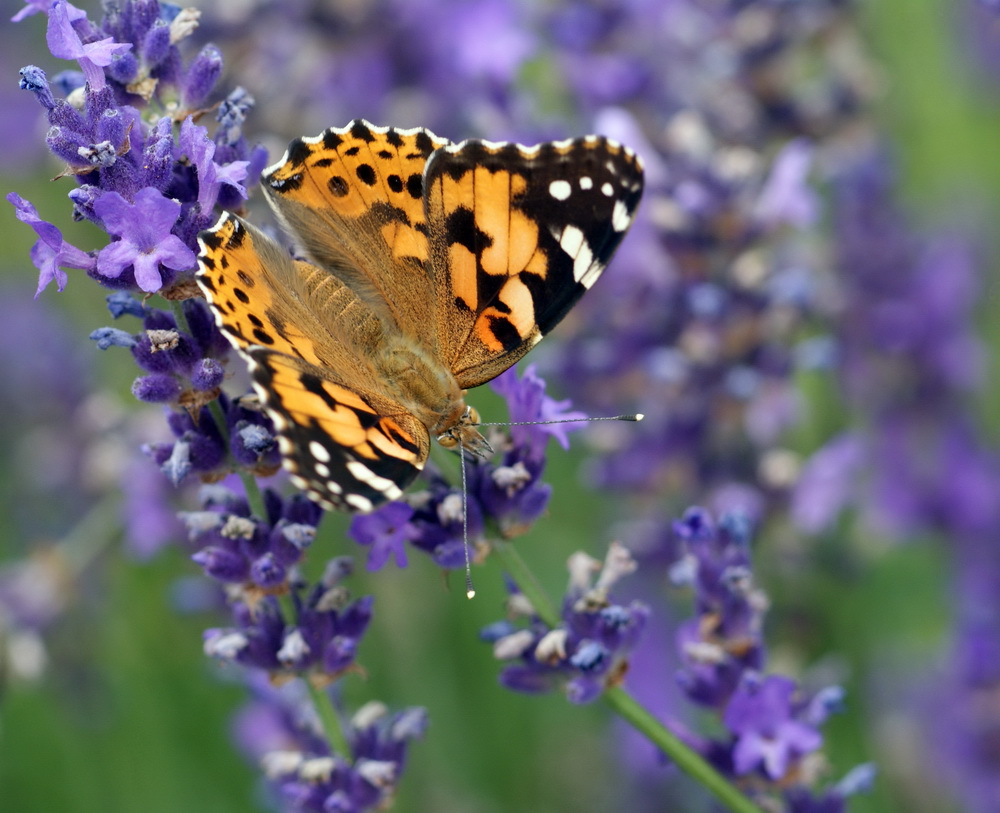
[[196, 119, 643, 513]]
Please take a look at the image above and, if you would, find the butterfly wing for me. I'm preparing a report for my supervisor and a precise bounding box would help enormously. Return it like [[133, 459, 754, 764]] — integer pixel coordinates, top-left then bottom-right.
[[261, 119, 450, 346], [197, 212, 388, 370], [196, 213, 430, 512], [243, 347, 428, 512], [423, 136, 644, 389]]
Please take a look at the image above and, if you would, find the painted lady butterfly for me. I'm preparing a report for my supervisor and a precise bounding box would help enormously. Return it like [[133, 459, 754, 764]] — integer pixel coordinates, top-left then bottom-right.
[[196, 120, 643, 513]]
